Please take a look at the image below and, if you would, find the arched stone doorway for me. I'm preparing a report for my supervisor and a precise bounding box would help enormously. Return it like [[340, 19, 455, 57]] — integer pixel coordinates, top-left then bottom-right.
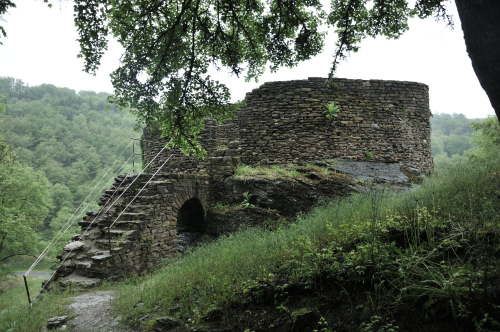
[[177, 197, 208, 253]]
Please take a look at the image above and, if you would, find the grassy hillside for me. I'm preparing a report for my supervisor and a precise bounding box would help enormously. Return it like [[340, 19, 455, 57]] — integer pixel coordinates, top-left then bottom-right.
[[106, 120, 500, 331]]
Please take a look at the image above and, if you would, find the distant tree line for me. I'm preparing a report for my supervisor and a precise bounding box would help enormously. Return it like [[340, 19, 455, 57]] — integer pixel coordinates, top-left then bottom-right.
[[430, 113, 485, 166]]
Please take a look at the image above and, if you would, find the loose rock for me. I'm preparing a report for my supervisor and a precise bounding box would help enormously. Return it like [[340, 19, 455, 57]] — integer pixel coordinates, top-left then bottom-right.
[[46, 316, 68, 330]]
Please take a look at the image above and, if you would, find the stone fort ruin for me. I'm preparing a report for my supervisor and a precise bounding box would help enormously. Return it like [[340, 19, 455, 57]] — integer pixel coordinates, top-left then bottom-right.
[[47, 77, 433, 288]]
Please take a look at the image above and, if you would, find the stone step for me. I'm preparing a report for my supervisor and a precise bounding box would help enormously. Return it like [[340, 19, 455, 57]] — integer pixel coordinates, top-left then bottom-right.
[[115, 174, 126, 183], [110, 177, 153, 188], [148, 180, 170, 185], [95, 239, 132, 250], [116, 212, 146, 221], [98, 197, 123, 207], [133, 187, 159, 195], [71, 234, 82, 241], [130, 196, 156, 204], [75, 260, 92, 267], [71, 232, 94, 241], [118, 174, 177, 184], [98, 196, 113, 206], [91, 253, 113, 262], [110, 247, 123, 253], [54, 260, 75, 278], [102, 204, 152, 214], [104, 189, 124, 195], [75, 260, 93, 276], [58, 272, 102, 290], [102, 229, 127, 238], [83, 211, 105, 221], [113, 220, 146, 230], [75, 252, 89, 260], [63, 241, 86, 252], [56, 250, 75, 261], [126, 205, 154, 212], [81, 215, 116, 228], [98, 196, 140, 207], [78, 219, 96, 228], [85, 210, 101, 217], [84, 249, 110, 258], [95, 239, 115, 250], [101, 229, 139, 240]]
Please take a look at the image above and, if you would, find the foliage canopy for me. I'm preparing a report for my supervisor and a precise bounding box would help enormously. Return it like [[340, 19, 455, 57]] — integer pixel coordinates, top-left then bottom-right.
[[0, 93, 52, 266], [0, 76, 137, 243], [73, 0, 328, 155], [70, 0, 458, 155], [469, 116, 500, 158]]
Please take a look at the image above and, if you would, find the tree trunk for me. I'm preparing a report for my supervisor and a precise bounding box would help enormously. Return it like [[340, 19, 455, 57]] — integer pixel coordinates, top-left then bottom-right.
[[455, 0, 500, 120]]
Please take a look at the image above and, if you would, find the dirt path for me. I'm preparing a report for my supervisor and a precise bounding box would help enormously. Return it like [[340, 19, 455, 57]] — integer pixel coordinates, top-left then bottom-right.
[[67, 290, 135, 332]]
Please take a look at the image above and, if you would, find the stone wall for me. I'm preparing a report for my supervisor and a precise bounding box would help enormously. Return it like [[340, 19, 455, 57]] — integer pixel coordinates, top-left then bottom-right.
[[238, 77, 432, 171], [142, 77, 433, 175], [142, 119, 240, 180]]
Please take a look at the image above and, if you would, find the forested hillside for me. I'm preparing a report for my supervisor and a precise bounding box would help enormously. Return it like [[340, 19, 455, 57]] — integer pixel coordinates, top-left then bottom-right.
[[0, 77, 138, 252], [430, 113, 483, 164]]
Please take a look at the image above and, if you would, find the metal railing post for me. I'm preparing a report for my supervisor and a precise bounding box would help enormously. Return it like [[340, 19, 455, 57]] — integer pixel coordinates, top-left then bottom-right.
[[23, 275, 32, 307], [108, 213, 111, 253]]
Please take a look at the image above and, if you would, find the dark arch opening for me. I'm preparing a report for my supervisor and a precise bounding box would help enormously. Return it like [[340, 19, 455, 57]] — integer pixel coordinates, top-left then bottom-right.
[[177, 198, 208, 253]]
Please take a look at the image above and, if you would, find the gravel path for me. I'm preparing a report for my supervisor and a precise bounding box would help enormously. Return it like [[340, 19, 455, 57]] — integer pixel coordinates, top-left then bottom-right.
[[68, 290, 135, 332]]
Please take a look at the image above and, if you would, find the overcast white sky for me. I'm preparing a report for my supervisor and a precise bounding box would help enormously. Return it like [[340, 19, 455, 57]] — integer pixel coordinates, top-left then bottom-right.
[[0, 0, 495, 119]]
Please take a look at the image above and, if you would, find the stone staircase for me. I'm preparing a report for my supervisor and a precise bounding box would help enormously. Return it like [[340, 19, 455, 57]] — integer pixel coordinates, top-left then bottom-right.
[[46, 173, 158, 290]]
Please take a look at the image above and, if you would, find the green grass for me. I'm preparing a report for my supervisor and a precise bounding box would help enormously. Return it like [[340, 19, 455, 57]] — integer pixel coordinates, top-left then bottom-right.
[[0, 277, 70, 332], [112, 150, 500, 330], [3, 256, 54, 273], [234, 163, 340, 181], [234, 163, 300, 179]]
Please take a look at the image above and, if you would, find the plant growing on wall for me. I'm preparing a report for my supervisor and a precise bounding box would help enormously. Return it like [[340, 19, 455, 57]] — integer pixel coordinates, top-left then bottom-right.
[[324, 102, 340, 121], [364, 151, 373, 161], [240, 192, 255, 208]]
